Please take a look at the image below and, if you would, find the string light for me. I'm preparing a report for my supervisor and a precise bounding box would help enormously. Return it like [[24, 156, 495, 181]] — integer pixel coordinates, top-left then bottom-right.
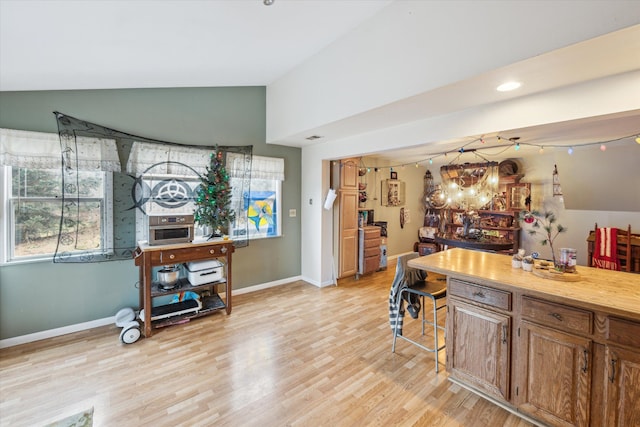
[[351, 132, 638, 172]]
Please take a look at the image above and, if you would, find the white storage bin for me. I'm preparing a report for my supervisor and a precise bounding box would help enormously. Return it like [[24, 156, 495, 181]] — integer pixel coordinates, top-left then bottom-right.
[[185, 260, 224, 286]]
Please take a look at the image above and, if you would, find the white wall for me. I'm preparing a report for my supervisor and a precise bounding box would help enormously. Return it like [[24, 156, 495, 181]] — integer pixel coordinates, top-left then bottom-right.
[[267, 1, 640, 143], [517, 144, 640, 266]]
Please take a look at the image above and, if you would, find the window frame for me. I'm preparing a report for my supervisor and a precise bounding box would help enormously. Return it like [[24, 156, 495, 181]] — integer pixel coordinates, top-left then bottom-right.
[[0, 165, 114, 265]]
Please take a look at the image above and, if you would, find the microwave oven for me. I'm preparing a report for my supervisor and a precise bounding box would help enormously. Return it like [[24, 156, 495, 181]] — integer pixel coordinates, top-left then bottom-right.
[[148, 214, 194, 245]]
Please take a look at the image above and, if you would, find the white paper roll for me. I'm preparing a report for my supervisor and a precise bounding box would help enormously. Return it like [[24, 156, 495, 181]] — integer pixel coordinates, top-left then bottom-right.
[[324, 188, 337, 210]]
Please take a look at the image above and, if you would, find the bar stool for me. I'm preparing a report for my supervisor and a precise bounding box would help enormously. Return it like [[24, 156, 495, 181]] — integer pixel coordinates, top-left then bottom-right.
[[391, 254, 447, 372]]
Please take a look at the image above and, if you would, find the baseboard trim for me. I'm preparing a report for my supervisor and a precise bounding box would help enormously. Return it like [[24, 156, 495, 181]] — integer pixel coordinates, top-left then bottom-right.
[[0, 275, 303, 349], [0, 317, 115, 349]]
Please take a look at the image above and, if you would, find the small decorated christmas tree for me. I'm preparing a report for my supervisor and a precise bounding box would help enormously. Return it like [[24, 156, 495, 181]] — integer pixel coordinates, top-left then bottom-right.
[[193, 148, 235, 238]]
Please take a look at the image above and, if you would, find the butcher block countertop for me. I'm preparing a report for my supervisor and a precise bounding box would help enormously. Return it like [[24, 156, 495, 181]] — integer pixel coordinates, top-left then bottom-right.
[[408, 248, 640, 321]]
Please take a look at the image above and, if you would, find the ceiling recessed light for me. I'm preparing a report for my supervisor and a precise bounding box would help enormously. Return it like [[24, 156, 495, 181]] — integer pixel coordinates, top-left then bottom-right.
[[496, 81, 522, 92]]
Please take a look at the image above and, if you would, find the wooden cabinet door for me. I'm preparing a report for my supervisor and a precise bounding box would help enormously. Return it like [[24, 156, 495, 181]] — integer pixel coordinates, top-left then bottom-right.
[[340, 158, 358, 190], [604, 345, 640, 427], [447, 298, 511, 401], [516, 320, 592, 427], [338, 190, 358, 278]]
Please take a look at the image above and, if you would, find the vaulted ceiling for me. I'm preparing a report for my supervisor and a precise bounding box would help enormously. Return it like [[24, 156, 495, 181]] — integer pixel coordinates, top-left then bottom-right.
[[1, 0, 639, 161]]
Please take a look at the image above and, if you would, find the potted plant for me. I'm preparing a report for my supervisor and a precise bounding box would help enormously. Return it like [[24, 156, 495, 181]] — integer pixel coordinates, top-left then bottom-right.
[[520, 209, 567, 271]]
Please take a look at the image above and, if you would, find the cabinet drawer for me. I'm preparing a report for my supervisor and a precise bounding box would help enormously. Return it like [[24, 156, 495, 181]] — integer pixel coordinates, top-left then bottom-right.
[[521, 296, 592, 335], [607, 316, 640, 348], [363, 227, 380, 239], [363, 246, 379, 258], [449, 279, 511, 311], [363, 238, 380, 249], [363, 256, 380, 273], [150, 244, 233, 264]]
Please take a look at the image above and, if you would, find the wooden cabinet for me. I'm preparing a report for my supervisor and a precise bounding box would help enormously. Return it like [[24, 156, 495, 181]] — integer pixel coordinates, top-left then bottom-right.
[[336, 158, 359, 279], [133, 240, 234, 338], [517, 321, 592, 426], [447, 297, 511, 401], [602, 316, 640, 426], [338, 190, 359, 278], [441, 209, 520, 253], [447, 279, 512, 401], [408, 248, 640, 427], [358, 226, 380, 276], [603, 345, 640, 427], [516, 296, 593, 427]]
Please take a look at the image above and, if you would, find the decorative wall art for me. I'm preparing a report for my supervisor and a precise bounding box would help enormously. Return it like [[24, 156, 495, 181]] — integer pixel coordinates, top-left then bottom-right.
[[382, 179, 405, 207], [506, 182, 531, 211]]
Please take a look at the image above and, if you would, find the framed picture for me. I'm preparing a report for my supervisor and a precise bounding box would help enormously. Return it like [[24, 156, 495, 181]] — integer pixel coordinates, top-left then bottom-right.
[[390, 171, 397, 180], [506, 183, 531, 211], [382, 179, 405, 206]]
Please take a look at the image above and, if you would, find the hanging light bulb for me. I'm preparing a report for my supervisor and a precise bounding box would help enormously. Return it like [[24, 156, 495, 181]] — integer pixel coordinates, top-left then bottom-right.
[[568, 147, 574, 155], [415, 162, 419, 168], [636, 135, 640, 144], [515, 143, 520, 151], [429, 158, 433, 165], [539, 146, 545, 154], [600, 144, 607, 152], [480, 138, 485, 144]]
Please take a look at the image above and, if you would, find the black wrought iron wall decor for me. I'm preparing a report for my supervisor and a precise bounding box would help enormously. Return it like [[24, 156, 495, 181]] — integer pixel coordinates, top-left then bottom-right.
[[53, 112, 252, 263]]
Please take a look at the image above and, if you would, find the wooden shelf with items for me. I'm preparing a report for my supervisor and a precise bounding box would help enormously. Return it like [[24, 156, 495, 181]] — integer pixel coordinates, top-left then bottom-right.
[[440, 208, 520, 253], [133, 239, 234, 338]]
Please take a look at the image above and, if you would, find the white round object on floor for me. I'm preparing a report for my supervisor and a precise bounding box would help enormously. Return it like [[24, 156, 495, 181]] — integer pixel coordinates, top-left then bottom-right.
[[119, 321, 141, 344], [115, 307, 135, 327]]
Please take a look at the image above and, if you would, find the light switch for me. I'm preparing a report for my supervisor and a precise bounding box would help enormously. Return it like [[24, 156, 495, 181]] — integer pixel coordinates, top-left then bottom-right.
[[289, 209, 297, 217]]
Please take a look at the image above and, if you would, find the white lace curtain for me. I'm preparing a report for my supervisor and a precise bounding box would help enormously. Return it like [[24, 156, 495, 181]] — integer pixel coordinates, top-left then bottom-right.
[[126, 141, 213, 176], [128, 142, 284, 181], [0, 128, 121, 171], [227, 152, 284, 181]]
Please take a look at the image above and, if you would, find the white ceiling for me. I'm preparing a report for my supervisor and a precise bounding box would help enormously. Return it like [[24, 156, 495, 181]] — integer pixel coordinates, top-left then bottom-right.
[[1, 0, 639, 162], [0, 0, 391, 90]]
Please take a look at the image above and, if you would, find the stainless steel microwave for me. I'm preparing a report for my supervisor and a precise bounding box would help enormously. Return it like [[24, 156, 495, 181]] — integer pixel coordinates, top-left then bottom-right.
[[148, 214, 194, 245]]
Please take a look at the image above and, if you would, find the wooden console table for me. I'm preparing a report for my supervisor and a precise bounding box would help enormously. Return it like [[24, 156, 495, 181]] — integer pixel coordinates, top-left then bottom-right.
[[133, 239, 234, 338]]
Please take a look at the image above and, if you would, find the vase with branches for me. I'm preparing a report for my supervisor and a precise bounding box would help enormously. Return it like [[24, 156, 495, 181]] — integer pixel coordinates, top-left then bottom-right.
[[520, 209, 567, 269]]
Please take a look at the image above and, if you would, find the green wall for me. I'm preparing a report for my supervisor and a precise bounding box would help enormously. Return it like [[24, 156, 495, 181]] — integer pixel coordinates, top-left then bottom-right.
[[0, 87, 302, 340]]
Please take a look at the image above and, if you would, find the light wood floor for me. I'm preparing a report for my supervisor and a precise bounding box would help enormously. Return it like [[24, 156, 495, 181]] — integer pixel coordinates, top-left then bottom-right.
[[0, 266, 534, 427]]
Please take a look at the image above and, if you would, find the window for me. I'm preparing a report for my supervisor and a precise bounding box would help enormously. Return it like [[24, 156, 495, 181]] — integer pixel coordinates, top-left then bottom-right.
[[1, 128, 119, 264], [1, 166, 112, 263], [229, 177, 282, 239], [227, 154, 284, 240]]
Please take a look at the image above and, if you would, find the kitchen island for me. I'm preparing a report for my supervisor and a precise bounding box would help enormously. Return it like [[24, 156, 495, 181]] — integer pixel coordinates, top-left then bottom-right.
[[408, 248, 640, 427]]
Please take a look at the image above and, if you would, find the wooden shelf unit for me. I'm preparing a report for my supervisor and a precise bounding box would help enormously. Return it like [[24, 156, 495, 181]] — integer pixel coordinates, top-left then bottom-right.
[[133, 239, 234, 337], [441, 208, 520, 253]]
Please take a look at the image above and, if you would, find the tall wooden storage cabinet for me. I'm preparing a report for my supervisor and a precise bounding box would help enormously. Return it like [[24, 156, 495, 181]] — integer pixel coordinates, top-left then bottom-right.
[[337, 158, 359, 279]]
